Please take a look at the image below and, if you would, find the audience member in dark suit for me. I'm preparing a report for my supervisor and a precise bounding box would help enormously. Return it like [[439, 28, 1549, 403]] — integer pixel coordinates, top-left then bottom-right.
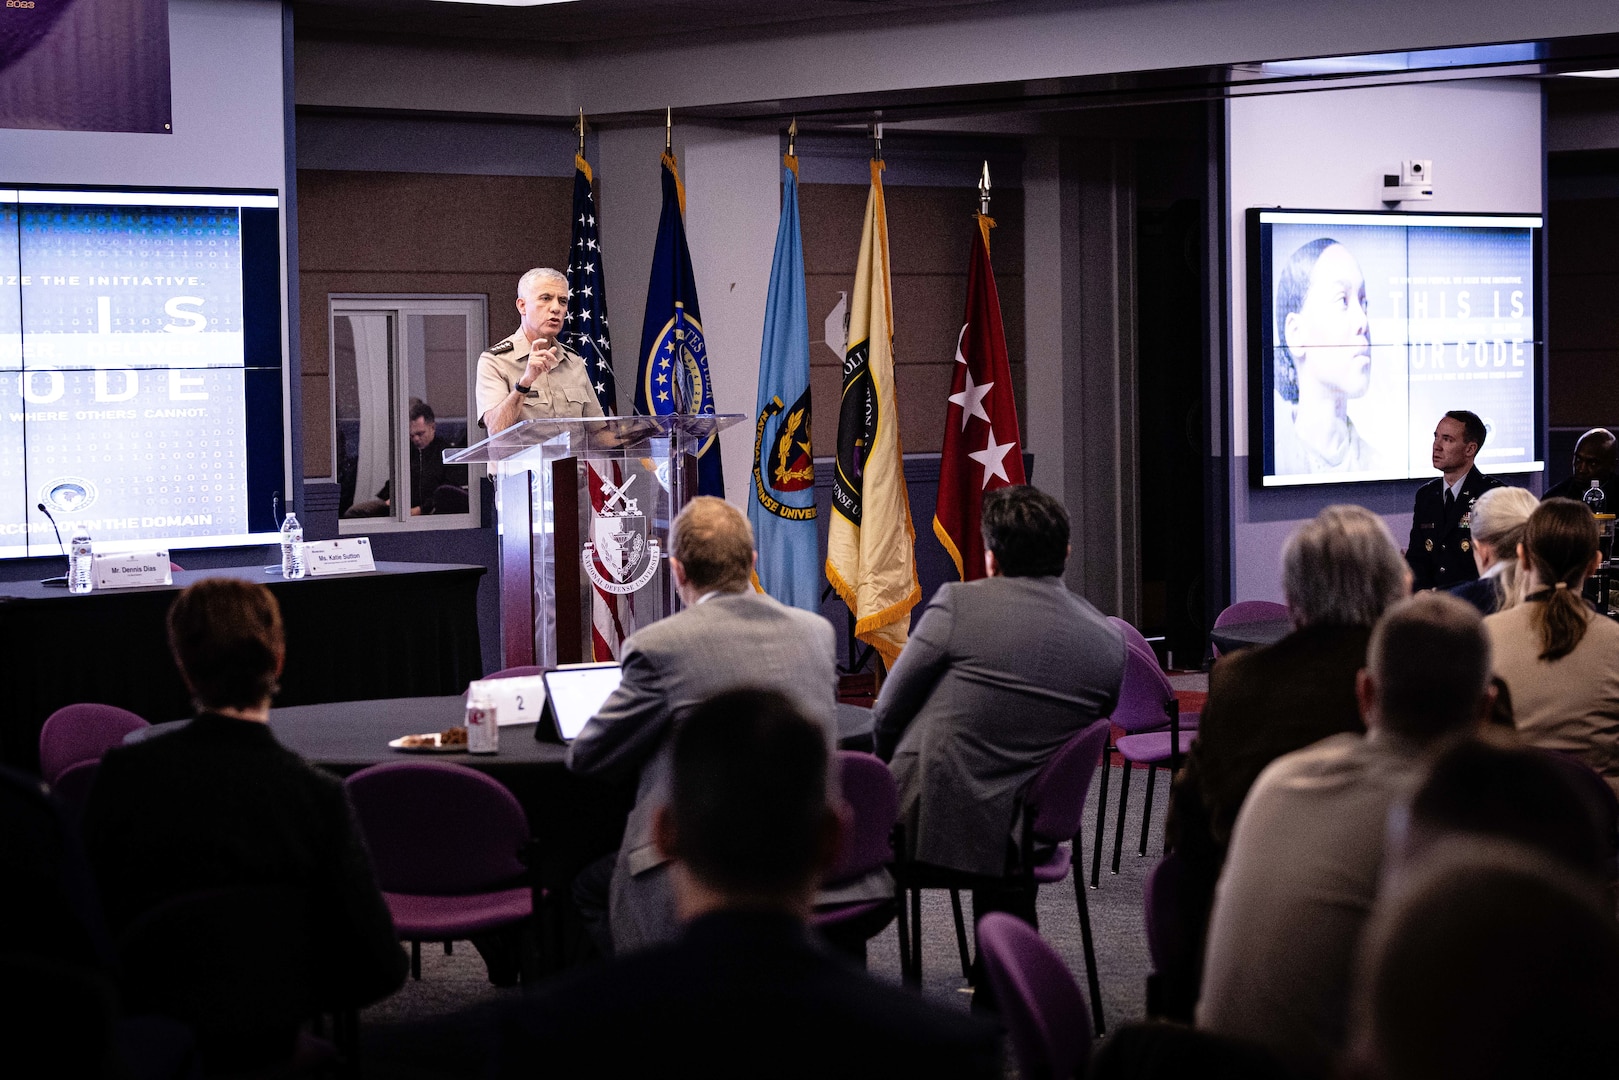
[[496, 689, 1002, 1080], [82, 579, 406, 1014], [1163, 505, 1408, 1020], [1543, 427, 1619, 505], [1198, 594, 1494, 1078], [874, 485, 1124, 927], [1406, 410, 1504, 591], [1446, 485, 1537, 615], [1349, 839, 1619, 1080]]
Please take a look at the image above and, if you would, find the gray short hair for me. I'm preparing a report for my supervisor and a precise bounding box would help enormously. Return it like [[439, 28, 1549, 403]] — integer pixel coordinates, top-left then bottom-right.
[[1468, 487, 1537, 550], [1282, 504, 1408, 627], [517, 267, 568, 298]]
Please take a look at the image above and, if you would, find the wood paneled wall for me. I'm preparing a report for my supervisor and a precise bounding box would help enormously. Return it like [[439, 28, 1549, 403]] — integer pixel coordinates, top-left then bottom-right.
[[295, 169, 1024, 478], [296, 170, 572, 477]]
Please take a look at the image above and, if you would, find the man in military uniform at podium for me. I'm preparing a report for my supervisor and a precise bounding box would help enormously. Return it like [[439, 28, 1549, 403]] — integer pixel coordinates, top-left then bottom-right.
[[1406, 410, 1503, 591], [477, 267, 606, 433]]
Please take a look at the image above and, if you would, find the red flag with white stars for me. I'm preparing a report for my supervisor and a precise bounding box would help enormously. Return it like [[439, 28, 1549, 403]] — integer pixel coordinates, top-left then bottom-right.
[[933, 214, 1026, 581]]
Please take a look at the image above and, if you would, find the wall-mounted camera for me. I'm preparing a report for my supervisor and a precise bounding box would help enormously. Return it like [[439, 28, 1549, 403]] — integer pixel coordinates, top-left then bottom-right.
[[1382, 159, 1434, 203]]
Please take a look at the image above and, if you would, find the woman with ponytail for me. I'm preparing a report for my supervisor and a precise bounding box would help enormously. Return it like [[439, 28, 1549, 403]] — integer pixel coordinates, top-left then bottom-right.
[[1485, 498, 1619, 798]]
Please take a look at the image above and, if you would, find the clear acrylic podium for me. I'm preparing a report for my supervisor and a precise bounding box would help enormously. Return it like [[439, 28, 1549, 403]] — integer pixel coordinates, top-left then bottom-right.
[[446, 414, 745, 668]]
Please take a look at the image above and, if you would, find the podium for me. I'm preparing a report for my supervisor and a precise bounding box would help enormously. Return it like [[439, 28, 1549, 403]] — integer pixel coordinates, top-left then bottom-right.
[[447, 414, 745, 668]]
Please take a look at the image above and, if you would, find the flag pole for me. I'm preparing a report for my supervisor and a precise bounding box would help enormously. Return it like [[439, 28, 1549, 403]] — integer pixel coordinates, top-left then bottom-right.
[[577, 109, 586, 157], [787, 117, 797, 159], [870, 120, 883, 161], [665, 106, 672, 153], [979, 161, 991, 216]]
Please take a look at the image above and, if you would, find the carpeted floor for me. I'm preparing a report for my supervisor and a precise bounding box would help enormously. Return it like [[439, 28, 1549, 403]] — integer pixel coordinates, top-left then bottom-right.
[[358, 761, 1169, 1077]]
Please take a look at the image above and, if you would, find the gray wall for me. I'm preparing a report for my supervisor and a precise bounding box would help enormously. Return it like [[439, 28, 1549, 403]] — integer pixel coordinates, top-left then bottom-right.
[[1224, 79, 1544, 603]]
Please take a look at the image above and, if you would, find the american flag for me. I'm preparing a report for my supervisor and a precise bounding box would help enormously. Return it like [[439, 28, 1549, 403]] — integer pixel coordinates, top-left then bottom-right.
[[565, 154, 616, 414], [567, 152, 630, 661]]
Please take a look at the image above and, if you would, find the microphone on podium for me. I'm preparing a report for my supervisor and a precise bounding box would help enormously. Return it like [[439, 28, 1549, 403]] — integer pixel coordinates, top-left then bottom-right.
[[36, 502, 69, 587]]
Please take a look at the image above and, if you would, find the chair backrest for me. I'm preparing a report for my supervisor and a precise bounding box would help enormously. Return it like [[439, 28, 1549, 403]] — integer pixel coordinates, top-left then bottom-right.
[[38, 704, 149, 783], [1143, 850, 1196, 977], [825, 751, 897, 885], [119, 885, 314, 1073], [49, 759, 99, 813], [345, 761, 530, 895], [1109, 641, 1176, 736], [1107, 616, 1158, 667], [1024, 720, 1111, 844], [1213, 600, 1289, 629], [482, 665, 546, 681], [977, 912, 1093, 1080]]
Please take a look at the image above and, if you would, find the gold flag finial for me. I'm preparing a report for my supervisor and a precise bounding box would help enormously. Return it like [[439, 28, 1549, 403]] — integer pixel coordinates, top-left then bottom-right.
[[787, 117, 797, 158], [870, 120, 883, 161], [576, 109, 586, 156], [979, 161, 991, 216], [665, 106, 672, 152]]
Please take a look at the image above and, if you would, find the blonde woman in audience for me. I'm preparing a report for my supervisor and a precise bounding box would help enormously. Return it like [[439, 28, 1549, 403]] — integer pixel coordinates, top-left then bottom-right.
[[1448, 486, 1538, 615], [1485, 498, 1619, 799]]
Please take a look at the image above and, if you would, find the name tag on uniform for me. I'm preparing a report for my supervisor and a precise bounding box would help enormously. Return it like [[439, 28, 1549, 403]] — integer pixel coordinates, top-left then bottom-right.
[[303, 538, 376, 576], [93, 551, 172, 589]]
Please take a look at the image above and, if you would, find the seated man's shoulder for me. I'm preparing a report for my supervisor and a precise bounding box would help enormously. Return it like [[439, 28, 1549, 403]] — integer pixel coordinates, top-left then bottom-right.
[[499, 941, 999, 1077]]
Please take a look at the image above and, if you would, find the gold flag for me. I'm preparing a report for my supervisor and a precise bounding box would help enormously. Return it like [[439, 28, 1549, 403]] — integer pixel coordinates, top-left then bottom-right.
[[826, 159, 920, 668]]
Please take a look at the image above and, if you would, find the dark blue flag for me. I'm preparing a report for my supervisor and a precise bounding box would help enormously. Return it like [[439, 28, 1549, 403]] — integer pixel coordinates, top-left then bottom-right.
[[565, 154, 616, 414], [636, 151, 722, 497]]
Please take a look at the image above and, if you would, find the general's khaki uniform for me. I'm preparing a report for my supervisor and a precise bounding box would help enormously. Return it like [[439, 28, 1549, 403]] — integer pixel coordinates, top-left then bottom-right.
[[476, 330, 606, 431]]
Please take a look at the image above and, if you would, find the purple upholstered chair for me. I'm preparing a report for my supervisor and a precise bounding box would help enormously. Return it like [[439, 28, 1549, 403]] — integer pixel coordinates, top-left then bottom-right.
[[1108, 616, 1157, 667], [1211, 599, 1290, 658], [812, 752, 901, 962], [49, 759, 100, 813], [482, 665, 547, 681], [1092, 645, 1197, 887], [976, 911, 1093, 1080], [1143, 850, 1200, 1020], [899, 720, 1110, 1036], [38, 703, 148, 784], [345, 761, 534, 981]]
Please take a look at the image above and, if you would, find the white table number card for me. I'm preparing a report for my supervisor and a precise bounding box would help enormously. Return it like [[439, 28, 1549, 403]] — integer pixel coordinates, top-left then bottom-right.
[[303, 538, 377, 577], [467, 676, 547, 727], [92, 551, 173, 590]]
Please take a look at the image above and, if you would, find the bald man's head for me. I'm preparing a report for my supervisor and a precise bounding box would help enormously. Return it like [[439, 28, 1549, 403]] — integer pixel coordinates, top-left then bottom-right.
[[1573, 428, 1617, 484], [670, 497, 755, 593]]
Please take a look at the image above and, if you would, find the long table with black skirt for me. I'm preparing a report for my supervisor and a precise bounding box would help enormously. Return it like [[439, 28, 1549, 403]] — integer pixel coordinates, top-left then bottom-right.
[[0, 562, 484, 773], [134, 695, 877, 975]]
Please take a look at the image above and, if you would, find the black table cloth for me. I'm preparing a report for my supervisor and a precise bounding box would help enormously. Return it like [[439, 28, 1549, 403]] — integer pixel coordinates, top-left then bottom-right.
[[0, 562, 484, 773], [1209, 617, 1293, 656]]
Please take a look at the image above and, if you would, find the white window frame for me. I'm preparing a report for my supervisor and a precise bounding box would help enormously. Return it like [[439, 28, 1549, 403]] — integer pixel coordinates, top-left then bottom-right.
[[328, 294, 487, 534]]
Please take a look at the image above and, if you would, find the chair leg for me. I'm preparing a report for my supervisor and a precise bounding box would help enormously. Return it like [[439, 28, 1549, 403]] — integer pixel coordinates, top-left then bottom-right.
[[949, 889, 973, 983], [444, 941, 453, 955], [1112, 757, 1133, 875], [1138, 764, 1157, 857], [913, 887, 925, 983], [410, 939, 421, 981], [1071, 863, 1107, 1038], [894, 884, 913, 980], [1091, 744, 1113, 888]]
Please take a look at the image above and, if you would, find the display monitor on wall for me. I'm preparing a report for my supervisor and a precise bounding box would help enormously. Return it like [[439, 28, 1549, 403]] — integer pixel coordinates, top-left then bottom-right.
[[1248, 208, 1543, 488], [1, 185, 286, 559]]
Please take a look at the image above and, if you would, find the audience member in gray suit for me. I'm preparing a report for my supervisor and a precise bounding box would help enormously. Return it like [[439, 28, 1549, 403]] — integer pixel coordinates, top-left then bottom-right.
[[874, 486, 1125, 912], [568, 496, 841, 955]]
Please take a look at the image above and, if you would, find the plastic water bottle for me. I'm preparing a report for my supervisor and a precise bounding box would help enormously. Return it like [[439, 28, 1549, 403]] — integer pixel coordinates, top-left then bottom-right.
[[280, 513, 305, 579], [1585, 480, 1606, 516], [68, 527, 94, 594]]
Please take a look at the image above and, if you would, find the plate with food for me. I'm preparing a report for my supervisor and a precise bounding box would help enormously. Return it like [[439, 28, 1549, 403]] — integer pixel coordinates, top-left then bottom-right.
[[388, 726, 469, 753]]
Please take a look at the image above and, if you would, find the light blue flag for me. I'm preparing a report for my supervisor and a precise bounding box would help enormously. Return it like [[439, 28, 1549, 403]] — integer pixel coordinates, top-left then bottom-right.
[[748, 155, 818, 611]]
